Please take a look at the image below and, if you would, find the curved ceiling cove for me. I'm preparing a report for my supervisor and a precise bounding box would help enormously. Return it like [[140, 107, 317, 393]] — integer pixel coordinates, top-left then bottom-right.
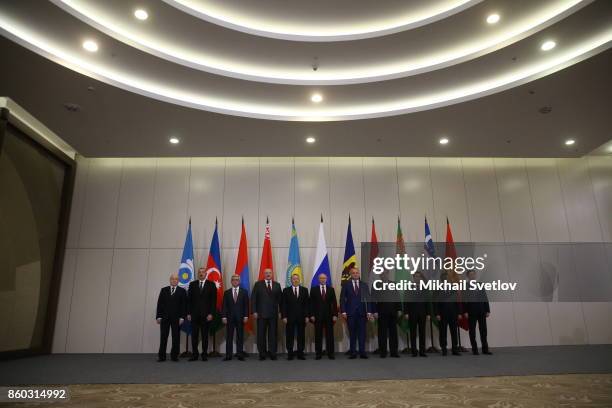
[[162, 0, 482, 42], [54, 0, 588, 84]]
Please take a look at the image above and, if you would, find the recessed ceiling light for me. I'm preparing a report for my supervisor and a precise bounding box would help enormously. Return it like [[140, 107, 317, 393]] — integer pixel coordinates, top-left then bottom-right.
[[541, 40, 556, 51], [82, 40, 98, 52], [439, 137, 449, 145], [306, 136, 316, 144], [486, 14, 500, 24], [169, 137, 180, 144], [565, 139, 575, 146], [134, 9, 148, 20], [310, 93, 323, 103]]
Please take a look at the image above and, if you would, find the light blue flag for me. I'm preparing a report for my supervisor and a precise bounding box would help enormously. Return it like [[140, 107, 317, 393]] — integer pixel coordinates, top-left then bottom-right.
[[178, 218, 194, 334], [286, 219, 303, 287]]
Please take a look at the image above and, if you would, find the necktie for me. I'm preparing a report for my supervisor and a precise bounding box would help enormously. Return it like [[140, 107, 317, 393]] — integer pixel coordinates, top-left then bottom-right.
[[353, 280, 358, 294], [266, 281, 271, 293], [322, 286, 326, 300], [200, 281, 204, 290], [233, 288, 238, 303], [294, 287, 297, 297], [171, 286, 175, 295]]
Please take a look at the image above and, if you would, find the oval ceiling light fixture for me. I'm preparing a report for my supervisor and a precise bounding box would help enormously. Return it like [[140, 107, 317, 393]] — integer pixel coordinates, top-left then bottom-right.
[[564, 138, 575, 145], [169, 137, 180, 144], [306, 136, 316, 144], [541, 40, 557, 51], [54, 0, 588, 84], [82, 39, 98, 52], [134, 9, 148, 21], [486, 13, 500, 24], [439, 137, 450, 145], [162, 0, 480, 41], [310, 93, 323, 103]]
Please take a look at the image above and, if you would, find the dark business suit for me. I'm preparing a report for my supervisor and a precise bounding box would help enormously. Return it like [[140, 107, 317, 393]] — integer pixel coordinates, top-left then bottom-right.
[[281, 285, 309, 357], [309, 285, 338, 358], [340, 279, 371, 357], [156, 285, 187, 360], [465, 287, 490, 353], [222, 287, 249, 358], [187, 279, 217, 358], [251, 279, 282, 358], [403, 288, 429, 356], [375, 299, 401, 357], [434, 290, 460, 354]]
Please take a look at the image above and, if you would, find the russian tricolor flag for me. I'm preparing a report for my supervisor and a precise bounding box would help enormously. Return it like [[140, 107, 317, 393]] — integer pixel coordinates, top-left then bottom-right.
[[311, 215, 331, 287]]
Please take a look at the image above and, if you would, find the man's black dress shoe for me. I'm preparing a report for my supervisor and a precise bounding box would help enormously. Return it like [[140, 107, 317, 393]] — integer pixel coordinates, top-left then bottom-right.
[[349, 354, 357, 359], [238, 356, 245, 361], [360, 354, 368, 359], [157, 357, 166, 362], [223, 356, 232, 361], [297, 355, 306, 360], [188, 356, 199, 361]]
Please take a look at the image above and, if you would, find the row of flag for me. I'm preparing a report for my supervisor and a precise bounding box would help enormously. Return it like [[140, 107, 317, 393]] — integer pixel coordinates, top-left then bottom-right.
[[176, 214, 463, 335]]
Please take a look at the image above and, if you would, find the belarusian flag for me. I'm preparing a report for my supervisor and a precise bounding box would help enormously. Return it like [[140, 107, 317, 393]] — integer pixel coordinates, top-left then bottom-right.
[[258, 217, 274, 280], [445, 218, 469, 330]]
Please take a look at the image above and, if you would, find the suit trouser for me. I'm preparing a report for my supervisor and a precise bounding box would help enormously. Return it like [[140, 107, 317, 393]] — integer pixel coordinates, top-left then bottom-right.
[[226, 317, 244, 357], [257, 317, 278, 356], [468, 314, 488, 351], [409, 316, 426, 354], [377, 312, 398, 355], [347, 314, 367, 355], [191, 318, 210, 357], [159, 318, 180, 359], [285, 320, 305, 356], [314, 318, 335, 356], [439, 316, 458, 351]]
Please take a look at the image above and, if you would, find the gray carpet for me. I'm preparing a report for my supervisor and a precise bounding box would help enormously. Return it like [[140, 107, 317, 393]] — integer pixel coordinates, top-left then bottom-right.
[[1, 345, 611, 385]]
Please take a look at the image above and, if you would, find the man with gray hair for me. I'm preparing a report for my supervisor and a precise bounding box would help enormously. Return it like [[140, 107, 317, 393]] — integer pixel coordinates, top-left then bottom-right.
[[251, 268, 282, 360], [222, 274, 249, 361], [156, 273, 187, 362]]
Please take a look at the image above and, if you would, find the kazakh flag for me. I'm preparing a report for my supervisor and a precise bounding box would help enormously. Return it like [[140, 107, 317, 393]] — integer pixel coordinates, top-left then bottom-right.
[[286, 219, 303, 286]]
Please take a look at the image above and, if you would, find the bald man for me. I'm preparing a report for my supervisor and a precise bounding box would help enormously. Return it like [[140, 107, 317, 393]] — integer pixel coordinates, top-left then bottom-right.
[[156, 273, 187, 362]]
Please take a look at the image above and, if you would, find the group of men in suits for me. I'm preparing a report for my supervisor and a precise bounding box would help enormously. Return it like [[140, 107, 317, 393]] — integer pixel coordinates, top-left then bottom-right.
[[156, 266, 491, 361]]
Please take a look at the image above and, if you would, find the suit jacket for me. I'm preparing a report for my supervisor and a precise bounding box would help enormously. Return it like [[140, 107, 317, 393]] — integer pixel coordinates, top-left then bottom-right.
[[309, 285, 338, 320], [340, 279, 371, 317], [156, 285, 187, 320], [403, 288, 429, 318], [187, 279, 217, 318], [251, 280, 282, 319], [222, 287, 249, 320], [434, 290, 460, 318], [465, 287, 490, 316], [281, 285, 309, 322]]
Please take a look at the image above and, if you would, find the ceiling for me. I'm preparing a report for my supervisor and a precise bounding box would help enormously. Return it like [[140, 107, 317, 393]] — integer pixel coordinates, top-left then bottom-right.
[[0, 0, 610, 157]]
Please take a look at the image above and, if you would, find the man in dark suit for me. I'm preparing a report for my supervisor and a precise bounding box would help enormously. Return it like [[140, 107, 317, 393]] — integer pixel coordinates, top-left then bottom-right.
[[187, 267, 217, 361], [340, 266, 372, 359], [222, 274, 249, 361], [251, 268, 282, 360], [403, 271, 430, 357], [435, 272, 461, 356], [374, 272, 401, 358], [156, 273, 187, 362], [281, 273, 309, 360], [309, 273, 338, 360], [465, 270, 492, 355]]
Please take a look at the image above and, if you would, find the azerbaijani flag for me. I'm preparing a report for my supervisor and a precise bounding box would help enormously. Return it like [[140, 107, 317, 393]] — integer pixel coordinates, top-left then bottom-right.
[[235, 217, 252, 333], [178, 218, 194, 335], [286, 219, 303, 286], [205, 218, 224, 333], [340, 215, 357, 284], [311, 215, 331, 287], [258, 217, 274, 280]]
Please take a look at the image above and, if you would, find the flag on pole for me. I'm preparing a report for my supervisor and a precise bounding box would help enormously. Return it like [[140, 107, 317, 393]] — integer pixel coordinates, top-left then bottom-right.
[[395, 217, 410, 334], [340, 215, 357, 284], [367, 217, 379, 285], [445, 218, 469, 330], [311, 215, 331, 287], [178, 218, 194, 335], [286, 219, 303, 286], [424, 216, 439, 328], [258, 217, 274, 280], [205, 218, 224, 333], [235, 217, 252, 333]]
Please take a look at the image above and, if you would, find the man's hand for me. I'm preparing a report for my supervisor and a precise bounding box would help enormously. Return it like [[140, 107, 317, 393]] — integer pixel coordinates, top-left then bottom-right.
[[426, 315, 430, 320], [179, 318, 184, 325], [187, 314, 191, 321], [464, 313, 468, 319], [222, 317, 227, 324], [404, 314, 409, 320], [156, 318, 161, 325], [436, 315, 441, 321], [253, 312, 258, 319], [373, 313, 379, 319], [457, 315, 462, 320], [310, 316, 315, 323], [282, 318, 288, 324], [332, 316, 337, 322], [305, 317, 309, 323], [341, 312, 347, 320], [367, 313, 373, 321], [206, 314, 213, 321], [243, 317, 248, 323], [486, 312, 490, 318]]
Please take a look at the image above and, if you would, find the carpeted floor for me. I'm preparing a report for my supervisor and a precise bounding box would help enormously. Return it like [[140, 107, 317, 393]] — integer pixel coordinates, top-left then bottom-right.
[[4, 374, 612, 408], [1, 345, 611, 385]]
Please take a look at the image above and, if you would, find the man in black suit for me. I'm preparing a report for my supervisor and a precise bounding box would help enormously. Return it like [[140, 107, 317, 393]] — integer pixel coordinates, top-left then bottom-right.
[[222, 274, 249, 361], [340, 267, 373, 359], [465, 270, 492, 355], [403, 271, 430, 357], [435, 272, 461, 356], [251, 268, 282, 360], [281, 273, 309, 360], [374, 272, 401, 358], [187, 267, 217, 361], [309, 273, 338, 359], [156, 273, 187, 362]]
